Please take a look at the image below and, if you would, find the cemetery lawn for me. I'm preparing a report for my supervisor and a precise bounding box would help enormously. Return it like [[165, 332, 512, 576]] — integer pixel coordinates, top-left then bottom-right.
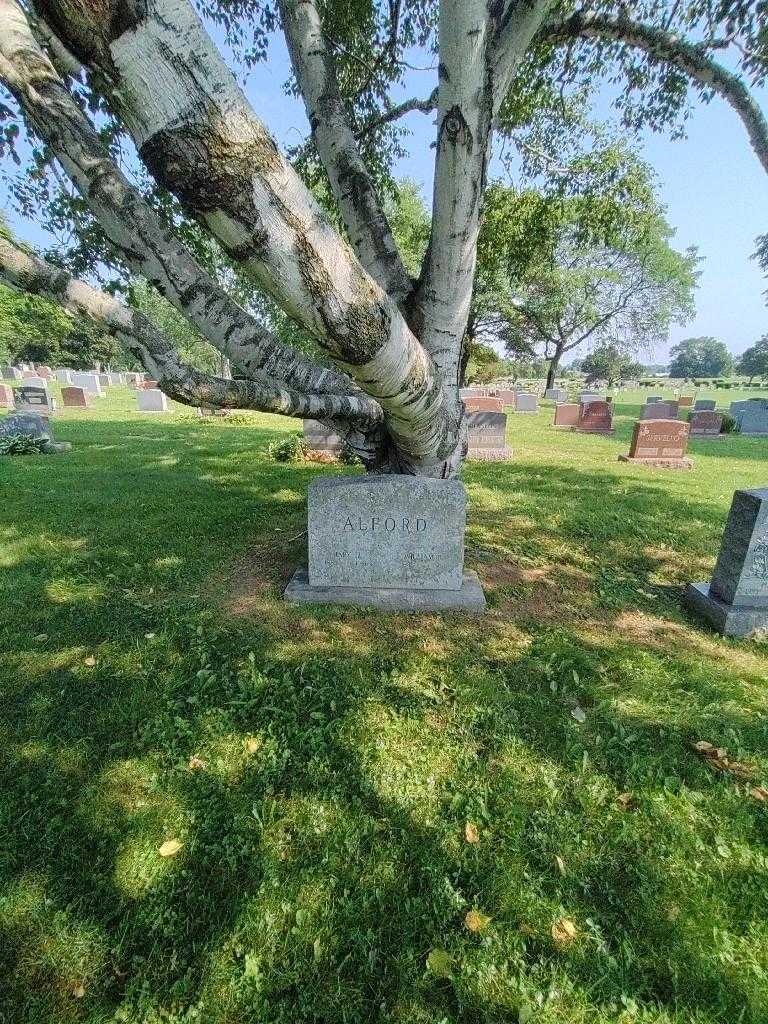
[[3, 386, 768, 1024]]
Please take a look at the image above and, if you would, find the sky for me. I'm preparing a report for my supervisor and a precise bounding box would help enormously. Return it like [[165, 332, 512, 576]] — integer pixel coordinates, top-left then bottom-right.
[[2, 21, 766, 365]]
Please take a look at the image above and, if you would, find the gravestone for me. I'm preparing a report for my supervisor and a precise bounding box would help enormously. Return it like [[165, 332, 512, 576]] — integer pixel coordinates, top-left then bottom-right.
[[684, 487, 768, 636], [304, 419, 344, 453], [56, 368, 74, 385], [579, 392, 601, 404], [72, 371, 103, 396], [137, 389, 168, 413], [553, 403, 580, 427], [22, 376, 48, 390], [143, 379, 159, 389], [640, 400, 678, 420], [22, 369, 41, 380], [688, 410, 723, 437], [0, 411, 71, 453], [98, 372, 112, 387], [732, 399, 768, 435], [619, 420, 692, 469], [678, 396, 693, 407], [494, 389, 516, 407], [515, 392, 538, 414], [576, 399, 614, 434], [545, 387, 568, 403], [464, 396, 504, 412], [466, 411, 510, 460], [15, 385, 56, 415], [284, 475, 485, 611], [0, 383, 15, 409], [37, 365, 53, 379], [647, 395, 663, 403], [61, 386, 90, 408], [2, 366, 22, 381], [125, 372, 143, 388], [694, 399, 716, 411]]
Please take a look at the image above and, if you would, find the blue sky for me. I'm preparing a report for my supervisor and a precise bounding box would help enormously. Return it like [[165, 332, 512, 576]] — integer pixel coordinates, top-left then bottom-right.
[[2, 23, 766, 363]]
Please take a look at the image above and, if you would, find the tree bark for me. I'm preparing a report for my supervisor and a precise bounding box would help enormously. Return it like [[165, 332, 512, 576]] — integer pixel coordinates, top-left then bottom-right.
[[545, 349, 563, 391], [34, 0, 462, 475]]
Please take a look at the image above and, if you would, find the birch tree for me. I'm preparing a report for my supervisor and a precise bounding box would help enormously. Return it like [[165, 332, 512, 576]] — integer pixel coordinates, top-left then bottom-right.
[[0, 0, 766, 477]]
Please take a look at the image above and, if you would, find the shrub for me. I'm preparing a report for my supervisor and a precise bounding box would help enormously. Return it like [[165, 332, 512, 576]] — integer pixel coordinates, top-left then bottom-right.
[[720, 413, 740, 434], [338, 444, 362, 466], [268, 433, 308, 463], [0, 432, 48, 455]]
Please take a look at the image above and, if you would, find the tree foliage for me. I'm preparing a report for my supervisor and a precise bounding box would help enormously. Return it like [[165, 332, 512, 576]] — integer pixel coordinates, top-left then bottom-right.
[[668, 336, 735, 378], [580, 345, 645, 385], [736, 335, 768, 380]]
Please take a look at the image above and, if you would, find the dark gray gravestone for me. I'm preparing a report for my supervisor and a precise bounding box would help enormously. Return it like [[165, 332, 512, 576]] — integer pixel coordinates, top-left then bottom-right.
[[685, 488, 768, 636], [0, 411, 70, 453], [284, 475, 485, 611], [466, 411, 510, 460], [303, 419, 344, 453], [688, 410, 722, 436], [640, 400, 678, 420], [16, 385, 56, 415], [694, 399, 716, 411], [734, 399, 768, 435]]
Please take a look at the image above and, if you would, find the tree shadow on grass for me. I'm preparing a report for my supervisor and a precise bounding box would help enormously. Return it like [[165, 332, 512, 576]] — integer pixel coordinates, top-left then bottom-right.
[[2, 438, 768, 1022]]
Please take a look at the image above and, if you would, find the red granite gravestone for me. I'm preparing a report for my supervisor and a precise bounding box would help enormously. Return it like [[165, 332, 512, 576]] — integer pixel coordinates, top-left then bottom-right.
[[678, 396, 693, 407], [0, 383, 15, 409], [464, 397, 504, 413], [61, 386, 90, 408], [688, 409, 723, 437], [576, 399, 614, 434], [619, 419, 693, 469], [553, 403, 579, 427], [142, 379, 159, 389], [494, 390, 516, 407]]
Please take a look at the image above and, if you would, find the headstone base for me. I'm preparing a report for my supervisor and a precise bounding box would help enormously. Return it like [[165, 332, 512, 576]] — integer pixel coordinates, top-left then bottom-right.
[[467, 447, 513, 461], [684, 582, 768, 638], [284, 567, 486, 613], [618, 455, 693, 470], [572, 427, 615, 435]]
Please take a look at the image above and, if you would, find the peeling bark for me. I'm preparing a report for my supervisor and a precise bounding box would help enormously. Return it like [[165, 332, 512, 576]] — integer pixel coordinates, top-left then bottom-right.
[[0, 235, 384, 428], [34, 0, 461, 473], [279, 0, 413, 305]]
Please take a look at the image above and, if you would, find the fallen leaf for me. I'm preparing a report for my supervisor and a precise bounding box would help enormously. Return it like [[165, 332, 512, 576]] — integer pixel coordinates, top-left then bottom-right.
[[426, 948, 452, 977], [72, 982, 85, 999], [464, 821, 480, 844], [616, 792, 636, 811], [465, 909, 491, 933], [570, 706, 586, 724], [245, 737, 260, 754], [84, 655, 96, 667], [188, 755, 206, 771], [158, 839, 183, 858], [555, 854, 566, 876], [749, 786, 768, 802], [551, 917, 578, 948]]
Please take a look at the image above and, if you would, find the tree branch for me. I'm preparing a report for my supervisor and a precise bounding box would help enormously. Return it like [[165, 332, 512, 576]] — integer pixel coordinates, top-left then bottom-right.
[[0, 0, 360, 404], [541, 11, 768, 176], [355, 88, 438, 139], [0, 236, 384, 424], [33, 0, 459, 471], [492, 0, 556, 115], [278, 0, 412, 305]]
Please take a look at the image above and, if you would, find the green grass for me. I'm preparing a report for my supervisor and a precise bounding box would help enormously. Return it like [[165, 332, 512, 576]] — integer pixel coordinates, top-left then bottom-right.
[[2, 384, 768, 1024]]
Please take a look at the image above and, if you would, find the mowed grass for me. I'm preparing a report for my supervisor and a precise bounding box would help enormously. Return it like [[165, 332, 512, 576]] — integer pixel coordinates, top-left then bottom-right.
[[2, 384, 768, 1024]]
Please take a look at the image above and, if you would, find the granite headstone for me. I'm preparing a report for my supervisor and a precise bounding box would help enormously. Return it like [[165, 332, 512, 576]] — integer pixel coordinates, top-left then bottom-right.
[[619, 419, 692, 468], [61, 386, 90, 408], [684, 487, 768, 636], [284, 475, 485, 611], [303, 419, 344, 453], [553, 403, 580, 427], [466, 411, 510, 460], [688, 410, 723, 436]]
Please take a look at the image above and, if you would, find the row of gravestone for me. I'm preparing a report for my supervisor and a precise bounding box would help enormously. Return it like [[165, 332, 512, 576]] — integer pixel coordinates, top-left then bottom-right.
[[641, 396, 768, 435], [284, 467, 768, 636]]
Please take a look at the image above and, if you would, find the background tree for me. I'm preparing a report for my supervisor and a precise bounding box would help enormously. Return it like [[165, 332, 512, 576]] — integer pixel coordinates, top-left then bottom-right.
[[737, 336, 768, 383], [580, 345, 644, 386], [0, 0, 766, 476], [485, 184, 699, 389], [668, 337, 735, 378]]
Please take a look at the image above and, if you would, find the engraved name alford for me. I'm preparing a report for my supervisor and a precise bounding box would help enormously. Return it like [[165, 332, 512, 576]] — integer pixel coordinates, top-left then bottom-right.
[[342, 515, 428, 532], [308, 475, 466, 591]]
